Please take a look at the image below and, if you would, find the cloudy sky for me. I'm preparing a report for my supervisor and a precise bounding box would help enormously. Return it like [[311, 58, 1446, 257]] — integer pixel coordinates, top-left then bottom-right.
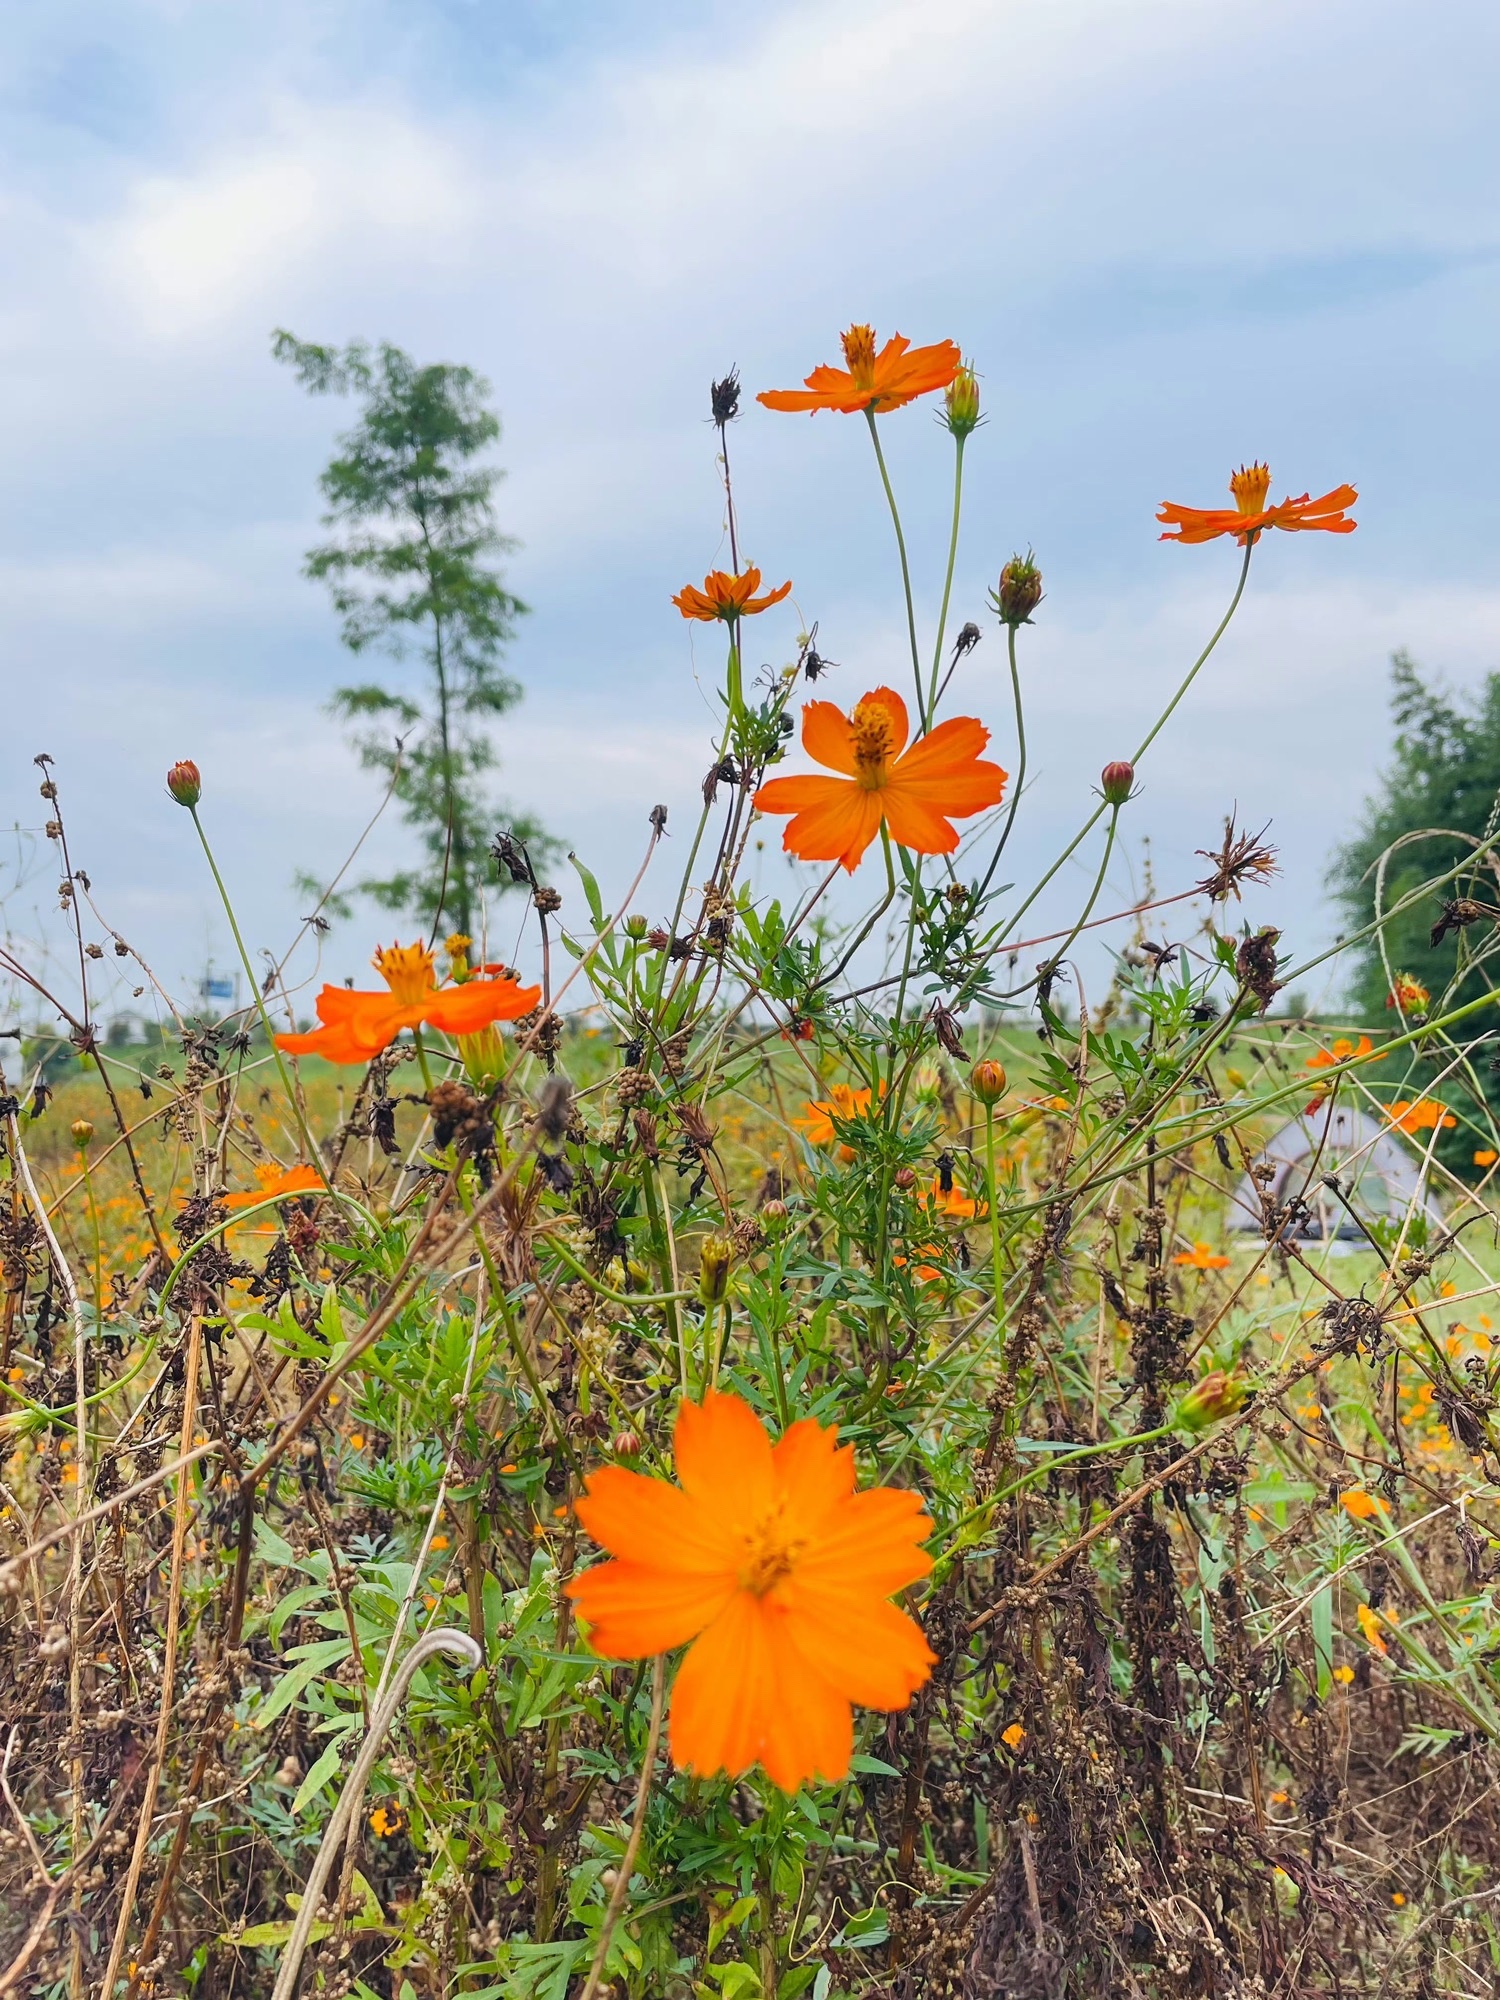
[[3, 0, 1498, 1025]]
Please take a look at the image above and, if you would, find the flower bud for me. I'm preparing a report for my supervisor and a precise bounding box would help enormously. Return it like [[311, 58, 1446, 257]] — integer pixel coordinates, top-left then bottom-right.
[[612, 1429, 641, 1457], [943, 361, 982, 439], [970, 1059, 1008, 1105], [1172, 1369, 1249, 1433], [166, 760, 201, 808], [697, 1234, 734, 1307], [990, 553, 1043, 627], [445, 933, 472, 982], [893, 1166, 917, 1191], [760, 1199, 789, 1234], [624, 915, 649, 939], [70, 1118, 94, 1150], [1100, 760, 1135, 806]]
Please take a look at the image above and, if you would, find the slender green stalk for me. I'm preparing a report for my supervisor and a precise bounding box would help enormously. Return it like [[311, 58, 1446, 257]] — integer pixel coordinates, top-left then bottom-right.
[[864, 408, 926, 728], [981, 539, 1254, 954], [984, 1104, 1003, 1286], [975, 620, 1029, 901], [928, 434, 966, 719], [188, 808, 330, 1187]]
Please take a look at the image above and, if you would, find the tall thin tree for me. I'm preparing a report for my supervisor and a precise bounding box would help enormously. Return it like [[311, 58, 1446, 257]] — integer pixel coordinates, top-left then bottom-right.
[[274, 332, 548, 941]]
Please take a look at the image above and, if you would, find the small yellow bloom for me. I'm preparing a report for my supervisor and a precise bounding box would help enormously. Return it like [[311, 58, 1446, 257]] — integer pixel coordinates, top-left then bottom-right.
[[430, 1534, 449, 1551], [1357, 1603, 1390, 1655], [1333, 1664, 1355, 1684]]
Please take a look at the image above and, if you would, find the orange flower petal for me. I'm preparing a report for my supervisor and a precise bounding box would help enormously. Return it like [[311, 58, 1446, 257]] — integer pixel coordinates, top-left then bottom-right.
[[757, 779, 886, 872], [799, 700, 859, 776], [770, 1417, 856, 1532], [568, 1558, 734, 1656], [675, 1391, 776, 1531], [796, 1486, 933, 1596], [779, 1587, 935, 1710], [670, 1592, 852, 1788], [573, 1465, 737, 1573], [423, 976, 542, 1036], [880, 788, 962, 855]]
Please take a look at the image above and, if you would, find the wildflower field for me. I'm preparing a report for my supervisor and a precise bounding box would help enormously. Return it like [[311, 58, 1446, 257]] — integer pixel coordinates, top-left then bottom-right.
[[8, 324, 1500, 2000]]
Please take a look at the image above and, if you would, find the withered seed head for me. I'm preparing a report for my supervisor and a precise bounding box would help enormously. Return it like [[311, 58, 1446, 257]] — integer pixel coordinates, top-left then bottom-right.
[[534, 1074, 573, 1142]]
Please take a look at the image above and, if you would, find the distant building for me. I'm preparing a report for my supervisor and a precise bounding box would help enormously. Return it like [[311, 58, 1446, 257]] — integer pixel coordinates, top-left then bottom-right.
[[1228, 1103, 1442, 1243]]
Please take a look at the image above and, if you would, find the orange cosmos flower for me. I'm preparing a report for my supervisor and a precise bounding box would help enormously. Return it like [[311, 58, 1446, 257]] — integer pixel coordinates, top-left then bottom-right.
[[1158, 462, 1357, 545], [223, 1162, 324, 1209], [1172, 1241, 1230, 1270], [277, 942, 540, 1066], [1356, 1602, 1390, 1656], [1339, 1487, 1384, 1521], [795, 1082, 876, 1161], [1304, 1034, 1380, 1113], [1386, 972, 1430, 1013], [921, 1175, 983, 1222], [567, 1390, 934, 1791], [1387, 1097, 1457, 1136], [757, 323, 962, 417], [1474, 1149, 1498, 1168], [672, 566, 793, 622], [754, 687, 1006, 872]]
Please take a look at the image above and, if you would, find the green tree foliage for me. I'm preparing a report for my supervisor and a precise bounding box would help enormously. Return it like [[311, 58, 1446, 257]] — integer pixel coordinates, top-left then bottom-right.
[[1333, 651, 1500, 1014], [273, 331, 549, 941]]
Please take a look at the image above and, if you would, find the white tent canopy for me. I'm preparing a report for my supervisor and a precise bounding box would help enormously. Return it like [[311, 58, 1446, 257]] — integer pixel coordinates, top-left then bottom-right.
[[1228, 1104, 1443, 1242]]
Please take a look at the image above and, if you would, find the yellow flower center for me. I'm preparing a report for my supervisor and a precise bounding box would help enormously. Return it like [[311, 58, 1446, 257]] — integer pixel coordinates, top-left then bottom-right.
[[850, 699, 897, 787], [1229, 462, 1271, 515], [841, 323, 877, 392], [374, 941, 439, 1007], [738, 1501, 806, 1597]]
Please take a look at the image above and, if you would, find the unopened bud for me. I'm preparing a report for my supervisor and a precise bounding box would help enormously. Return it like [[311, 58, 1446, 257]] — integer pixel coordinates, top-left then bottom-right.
[[698, 1234, 734, 1307], [70, 1119, 95, 1149], [760, 1199, 789, 1233], [970, 1059, 1008, 1105], [612, 1429, 641, 1457], [943, 361, 982, 439], [893, 1166, 917, 1191], [990, 553, 1043, 626], [1100, 761, 1135, 806], [1173, 1369, 1249, 1433], [166, 760, 201, 808], [624, 915, 648, 939]]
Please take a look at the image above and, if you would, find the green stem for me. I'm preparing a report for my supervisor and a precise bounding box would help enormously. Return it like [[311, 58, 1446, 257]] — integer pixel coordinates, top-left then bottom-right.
[[984, 1104, 1003, 1288], [976, 621, 1029, 901], [864, 408, 926, 729], [188, 808, 331, 1190], [928, 434, 966, 720], [935, 1424, 1173, 1557], [983, 539, 1254, 955]]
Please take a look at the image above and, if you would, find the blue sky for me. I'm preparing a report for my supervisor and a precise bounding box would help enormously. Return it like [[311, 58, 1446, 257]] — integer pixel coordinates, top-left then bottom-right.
[[3, 0, 1499, 1022]]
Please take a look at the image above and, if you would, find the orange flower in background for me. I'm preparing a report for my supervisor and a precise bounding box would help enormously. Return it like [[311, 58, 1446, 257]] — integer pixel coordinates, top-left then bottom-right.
[[795, 1083, 876, 1160], [757, 323, 962, 417], [1304, 1034, 1380, 1112], [567, 1390, 934, 1791], [1339, 1487, 1384, 1521], [921, 1175, 982, 1222], [754, 687, 1006, 872], [1172, 1241, 1230, 1270], [1158, 462, 1357, 545], [277, 942, 541, 1066], [673, 566, 793, 623], [1474, 1149, 1498, 1168], [1387, 1098, 1457, 1136], [1387, 972, 1430, 1013], [223, 1162, 324, 1210], [1357, 1602, 1391, 1656]]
